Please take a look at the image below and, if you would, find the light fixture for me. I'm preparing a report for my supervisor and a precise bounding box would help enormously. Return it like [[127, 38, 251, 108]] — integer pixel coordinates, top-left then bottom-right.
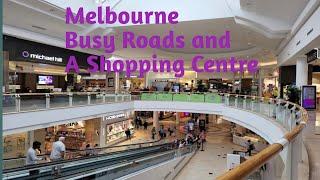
[[95, 0, 108, 4]]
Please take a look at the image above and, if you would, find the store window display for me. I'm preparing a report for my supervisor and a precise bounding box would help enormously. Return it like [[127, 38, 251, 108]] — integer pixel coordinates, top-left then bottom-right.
[[106, 119, 134, 144]]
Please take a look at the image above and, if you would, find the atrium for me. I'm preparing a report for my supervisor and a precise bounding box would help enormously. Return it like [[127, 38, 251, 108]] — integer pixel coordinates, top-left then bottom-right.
[[1, 0, 320, 180]]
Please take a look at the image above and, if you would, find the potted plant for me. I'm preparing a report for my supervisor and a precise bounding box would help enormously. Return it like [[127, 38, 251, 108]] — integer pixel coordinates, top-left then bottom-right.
[[285, 85, 301, 104]]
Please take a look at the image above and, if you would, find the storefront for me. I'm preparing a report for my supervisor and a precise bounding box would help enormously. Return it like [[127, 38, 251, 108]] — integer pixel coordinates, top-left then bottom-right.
[[3, 111, 134, 159], [101, 112, 134, 146], [3, 35, 122, 93], [306, 48, 319, 109], [3, 118, 100, 159]]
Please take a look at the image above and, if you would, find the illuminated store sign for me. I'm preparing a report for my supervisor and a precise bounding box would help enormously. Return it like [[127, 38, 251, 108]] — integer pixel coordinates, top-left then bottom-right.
[[104, 113, 125, 120], [22, 51, 63, 63], [306, 48, 319, 63], [65, 122, 79, 127]]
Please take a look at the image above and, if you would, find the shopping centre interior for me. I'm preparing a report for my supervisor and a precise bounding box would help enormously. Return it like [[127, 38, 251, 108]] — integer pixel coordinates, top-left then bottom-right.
[[2, 0, 320, 180]]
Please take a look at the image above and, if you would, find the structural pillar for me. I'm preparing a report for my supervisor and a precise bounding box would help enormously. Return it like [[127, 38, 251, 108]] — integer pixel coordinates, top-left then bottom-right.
[[26, 131, 34, 151], [144, 72, 149, 88], [258, 68, 263, 97], [99, 118, 106, 147], [153, 111, 160, 133], [296, 57, 308, 88], [176, 112, 181, 138], [115, 72, 120, 94]]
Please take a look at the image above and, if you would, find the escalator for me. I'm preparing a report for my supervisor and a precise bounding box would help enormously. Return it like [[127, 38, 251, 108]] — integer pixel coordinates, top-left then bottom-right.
[[3, 142, 196, 180]]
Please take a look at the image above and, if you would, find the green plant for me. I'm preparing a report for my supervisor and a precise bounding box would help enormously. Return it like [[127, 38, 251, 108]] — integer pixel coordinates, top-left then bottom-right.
[[285, 85, 301, 104]]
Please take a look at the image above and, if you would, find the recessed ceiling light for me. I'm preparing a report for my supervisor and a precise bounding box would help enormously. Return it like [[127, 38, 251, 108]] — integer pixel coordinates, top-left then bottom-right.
[[247, 42, 252, 46]]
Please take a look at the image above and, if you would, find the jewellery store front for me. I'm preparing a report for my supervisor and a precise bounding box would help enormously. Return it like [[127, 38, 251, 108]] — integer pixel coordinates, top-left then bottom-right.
[[100, 112, 135, 147]]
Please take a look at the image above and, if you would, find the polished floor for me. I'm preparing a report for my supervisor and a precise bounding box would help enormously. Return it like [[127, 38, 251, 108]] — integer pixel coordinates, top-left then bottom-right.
[[175, 123, 245, 180], [303, 111, 320, 180]]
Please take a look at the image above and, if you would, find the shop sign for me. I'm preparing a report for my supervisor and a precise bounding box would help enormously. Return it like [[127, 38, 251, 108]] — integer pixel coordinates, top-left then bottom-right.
[[104, 113, 125, 120], [306, 48, 319, 63], [22, 51, 63, 63], [65, 122, 78, 127], [4, 35, 96, 68]]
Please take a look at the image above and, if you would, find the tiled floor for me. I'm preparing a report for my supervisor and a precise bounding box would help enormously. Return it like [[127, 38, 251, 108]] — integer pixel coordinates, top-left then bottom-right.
[[175, 125, 245, 180], [303, 111, 320, 180]]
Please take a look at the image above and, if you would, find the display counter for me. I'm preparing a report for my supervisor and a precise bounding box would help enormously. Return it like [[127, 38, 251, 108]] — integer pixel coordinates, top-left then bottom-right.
[[106, 119, 134, 146]]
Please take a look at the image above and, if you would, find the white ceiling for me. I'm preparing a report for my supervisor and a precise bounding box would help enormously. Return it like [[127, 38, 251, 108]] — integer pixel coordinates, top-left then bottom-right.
[[3, 0, 311, 69]]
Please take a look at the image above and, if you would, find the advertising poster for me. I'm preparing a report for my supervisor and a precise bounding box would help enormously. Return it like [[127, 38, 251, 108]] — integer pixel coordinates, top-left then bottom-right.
[[302, 86, 317, 110]]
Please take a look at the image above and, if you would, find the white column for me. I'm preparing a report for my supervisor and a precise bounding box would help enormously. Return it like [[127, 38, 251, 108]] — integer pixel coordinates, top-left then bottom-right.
[[232, 73, 236, 92], [144, 72, 149, 88], [176, 112, 181, 138], [115, 72, 120, 94], [153, 111, 160, 133], [100, 118, 106, 147], [296, 57, 308, 88], [259, 68, 263, 97], [239, 72, 243, 92], [26, 131, 34, 150]]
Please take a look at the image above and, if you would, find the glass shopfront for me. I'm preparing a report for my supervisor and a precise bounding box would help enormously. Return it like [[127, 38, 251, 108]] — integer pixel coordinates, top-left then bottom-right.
[[102, 112, 134, 145]]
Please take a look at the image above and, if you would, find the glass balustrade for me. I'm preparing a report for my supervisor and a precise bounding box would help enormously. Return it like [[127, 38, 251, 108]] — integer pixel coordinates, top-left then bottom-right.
[[2, 92, 305, 180], [2, 94, 16, 113], [19, 94, 47, 112], [2, 92, 301, 132], [49, 93, 70, 108]]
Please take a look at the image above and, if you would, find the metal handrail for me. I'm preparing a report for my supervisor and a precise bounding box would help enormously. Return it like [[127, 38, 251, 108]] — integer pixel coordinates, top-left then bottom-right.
[[3, 141, 175, 173], [3, 138, 164, 161]]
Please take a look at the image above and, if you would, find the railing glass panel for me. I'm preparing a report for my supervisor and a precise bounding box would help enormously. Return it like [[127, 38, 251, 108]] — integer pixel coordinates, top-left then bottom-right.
[[49, 94, 69, 108], [73, 93, 89, 106], [20, 94, 46, 112], [2, 95, 16, 113]]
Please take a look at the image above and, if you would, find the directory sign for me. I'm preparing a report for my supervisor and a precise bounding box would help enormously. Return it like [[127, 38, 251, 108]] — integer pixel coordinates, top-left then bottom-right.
[[302, 86, 316, 110]]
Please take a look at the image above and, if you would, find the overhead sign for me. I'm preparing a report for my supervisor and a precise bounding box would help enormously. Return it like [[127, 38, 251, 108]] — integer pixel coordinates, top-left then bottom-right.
[[306, 48, 319, 63]]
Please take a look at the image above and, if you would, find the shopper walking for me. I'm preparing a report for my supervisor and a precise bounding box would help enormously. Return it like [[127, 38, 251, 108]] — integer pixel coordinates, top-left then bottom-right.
[[93, 144, 99, 155], [135, 116, 140, 129], [151, 127, 156, 140], [199, 130, 206, 151], [125, 128, 131, 140], [50, 137, 66, 161], [85, 144, 93, 156], [138, 117, 143, 127], [26, 141, 43, 176], [26, 141, 42, 166], [143, 121, 148, 130], [168, 127, 173, 136], [246, 140, 255, 156], [50, 137, 66, 176]]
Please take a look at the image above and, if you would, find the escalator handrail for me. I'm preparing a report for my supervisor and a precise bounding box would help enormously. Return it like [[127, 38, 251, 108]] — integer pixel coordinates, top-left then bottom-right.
[[3, 138, 163, 161], [3, 142, 174, 173]]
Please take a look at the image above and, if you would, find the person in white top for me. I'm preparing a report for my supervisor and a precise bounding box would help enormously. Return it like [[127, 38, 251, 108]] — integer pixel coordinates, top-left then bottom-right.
[[26, 141, 42, 165], [50, 137, 66, 161]]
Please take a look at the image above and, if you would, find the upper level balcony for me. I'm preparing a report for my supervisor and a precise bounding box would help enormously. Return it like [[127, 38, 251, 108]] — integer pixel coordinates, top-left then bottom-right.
[[2, 91, 308, 180]]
